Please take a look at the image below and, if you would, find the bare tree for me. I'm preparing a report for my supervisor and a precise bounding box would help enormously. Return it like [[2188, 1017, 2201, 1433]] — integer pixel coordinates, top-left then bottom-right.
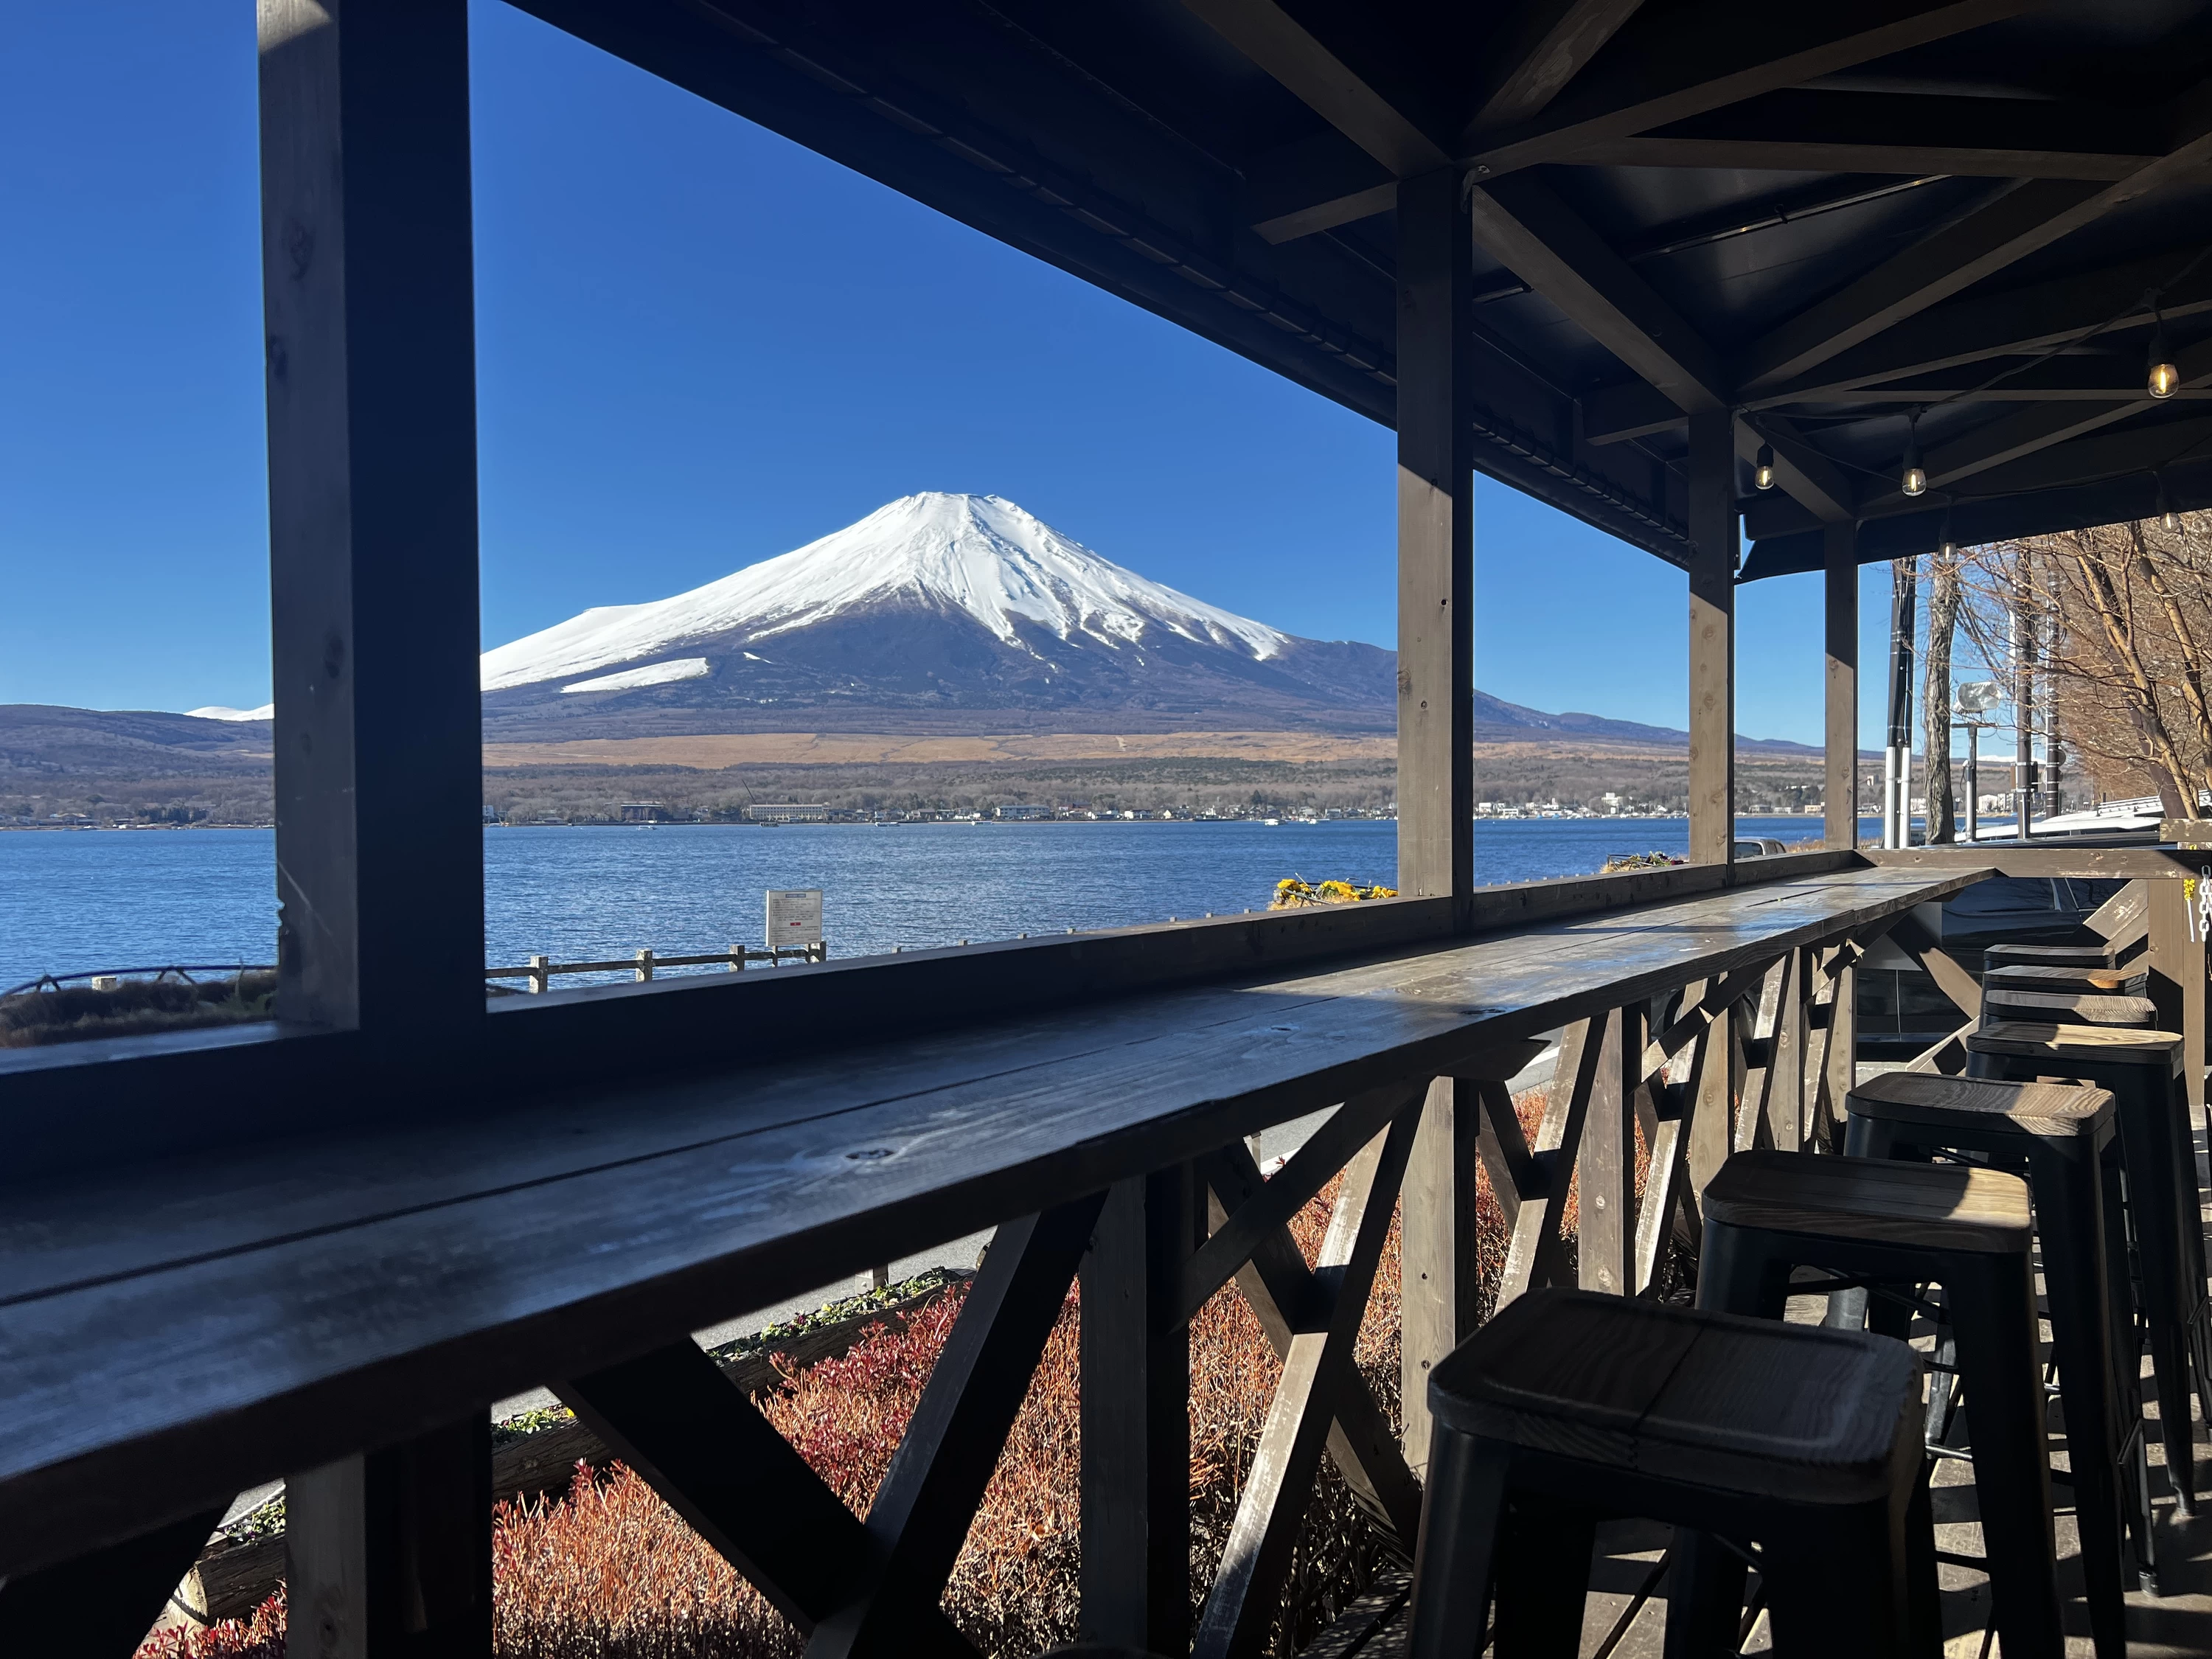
[[1922, 547, 1960, 841], [1957, 512, 2212, 817]]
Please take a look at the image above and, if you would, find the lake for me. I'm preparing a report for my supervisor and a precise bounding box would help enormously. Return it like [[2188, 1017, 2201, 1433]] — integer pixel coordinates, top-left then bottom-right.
[[0, 815, 1843, 991]]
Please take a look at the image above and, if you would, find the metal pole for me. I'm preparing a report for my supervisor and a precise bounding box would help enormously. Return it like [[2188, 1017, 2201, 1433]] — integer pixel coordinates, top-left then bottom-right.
[[1885, 558, 1918, 848], [2011, 603, 2034, 841], [1964, 726, 1980, 844]]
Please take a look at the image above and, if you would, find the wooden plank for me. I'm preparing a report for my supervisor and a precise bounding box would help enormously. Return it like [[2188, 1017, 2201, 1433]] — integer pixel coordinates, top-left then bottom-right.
[[0, 1506, 224, 1659], [1768, 950, 1809, 1151], [1686, 1016, 1732, 1200], [1399, 1076, 1472, 1477], [1081, 1168, 1198, 1655], [1634, 1046, 1693, 1295], [1394, 165, 1475, 922], [286, 1417, 491, 1659], [1199, 1147, 1423, 1556], [1192, 1112, 1418, 1659], [2086, 879, 2151, 953], [1462, 0, 1646, 133], [1737, 956, 1790, 1152], [1473, 1077, 1540, 1226], [1888, 912, 1983, 1019], [2146, 867, 2208, 1130], [0, 868, 1990, 1571], [1687, 409, 1736, 865], [1498, 1018, 1603, 1307], [258, 0, 484, 1044], [1826, 520, 1860, 849], [813, 1197, 1105, 1659], [1577, 1006, 1636, 1295]]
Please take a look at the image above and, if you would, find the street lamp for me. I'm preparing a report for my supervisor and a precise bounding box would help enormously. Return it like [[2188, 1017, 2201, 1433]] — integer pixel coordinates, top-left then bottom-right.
[[1953, 678, 2003, 843]]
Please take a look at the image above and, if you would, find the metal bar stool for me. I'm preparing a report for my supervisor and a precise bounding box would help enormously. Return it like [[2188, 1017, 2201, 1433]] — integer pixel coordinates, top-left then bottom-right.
[[1686, 1150, 2062, 1659], [1406, 1288, 1936, 1659], [1980, 990, 2157, 1030], [1968, 1021, 2212, 1514], [1846, 1071, 2154, 1651]]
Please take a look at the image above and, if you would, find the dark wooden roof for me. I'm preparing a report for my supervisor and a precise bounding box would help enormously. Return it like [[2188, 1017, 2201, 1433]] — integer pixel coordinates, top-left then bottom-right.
[[513, 0, 2212, 577]]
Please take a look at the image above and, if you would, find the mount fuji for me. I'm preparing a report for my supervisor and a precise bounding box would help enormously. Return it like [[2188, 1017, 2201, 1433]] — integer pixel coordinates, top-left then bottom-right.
[[479, 493, 1398, 740]]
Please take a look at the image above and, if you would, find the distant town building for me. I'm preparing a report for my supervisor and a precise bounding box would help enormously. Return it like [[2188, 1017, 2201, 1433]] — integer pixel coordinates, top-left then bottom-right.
[[620, 801, 678, 823], [994, 804, 1054, 820], [745, 803, 830, 823]]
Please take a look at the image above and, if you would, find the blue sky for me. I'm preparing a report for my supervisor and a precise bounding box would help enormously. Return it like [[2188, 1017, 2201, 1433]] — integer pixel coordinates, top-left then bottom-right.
[[1, 1, 1935, 748]]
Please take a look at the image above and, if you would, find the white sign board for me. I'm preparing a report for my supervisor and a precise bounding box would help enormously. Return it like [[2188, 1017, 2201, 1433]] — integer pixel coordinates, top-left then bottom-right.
[[765, 888, 824, 948]]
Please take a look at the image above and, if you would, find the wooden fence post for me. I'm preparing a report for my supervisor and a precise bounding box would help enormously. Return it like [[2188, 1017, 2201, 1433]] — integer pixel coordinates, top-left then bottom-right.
[[1401, 1077, 1477, 1476], [635, 948, 655, 983], [527, 953, 549, 995]]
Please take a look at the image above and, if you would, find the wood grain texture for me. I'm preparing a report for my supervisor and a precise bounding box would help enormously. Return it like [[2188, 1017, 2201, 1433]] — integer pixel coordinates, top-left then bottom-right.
[[1846, 1072, 2112, 1140], [1967, 1022, 2184, 1071], [1982, 990, 2157, 1027], [0, 867, 1981, 1575], [1428, 1289, 1917, 1503], [1984, 964, 2146, 995], [1704, 1149, 2032, 1253]]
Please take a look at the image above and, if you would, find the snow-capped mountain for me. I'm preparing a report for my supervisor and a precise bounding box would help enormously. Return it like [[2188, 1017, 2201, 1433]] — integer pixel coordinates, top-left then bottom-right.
[[479, 493, 1397, 738]]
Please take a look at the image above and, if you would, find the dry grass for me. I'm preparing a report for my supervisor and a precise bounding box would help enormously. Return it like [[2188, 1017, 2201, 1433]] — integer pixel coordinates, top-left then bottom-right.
[[0, 973, 274, 1048], [144, 1140, 1588, 1659]]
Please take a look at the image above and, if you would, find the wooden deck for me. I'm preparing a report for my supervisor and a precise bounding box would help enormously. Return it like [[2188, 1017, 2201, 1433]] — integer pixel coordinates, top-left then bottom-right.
[[0, 865, 1975, 1587]]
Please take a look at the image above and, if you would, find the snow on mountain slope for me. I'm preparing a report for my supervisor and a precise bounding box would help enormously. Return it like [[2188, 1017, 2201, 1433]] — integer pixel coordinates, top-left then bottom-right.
[[480, 493, 1290, 692], [186, 703, 274, 722]]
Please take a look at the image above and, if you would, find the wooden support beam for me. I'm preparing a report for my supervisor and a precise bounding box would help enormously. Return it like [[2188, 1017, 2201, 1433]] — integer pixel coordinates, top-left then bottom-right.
[[0, 1506, 224, 1659], [1396, 167, 1475, 923], [1582, 378, 1685, 445], [1767, 949, 1809, 1150], [1687, 410, 1736, 865], [1497, 1018, 1604, 1308], [1825, 520, 1860, 851], [1460, 0, 2036, 177], [1888, 912, 1983, 1020], [1740, 415, 1856, 525], [2147, 870, 2207, 1130], [258, 0, 484, 1047], [1082, 1168, 1199, 1655], [1463, 0, 1647, 135], [1194, 1112, 1419, 1659], [1567, 89, 2163, 181], [1736, 957, 1790, 1151], [1634, 1048, 1694, 1294], [813, 1197, 1105, 1659], [1401, 1077, 1476, 1478], [1741, 119, 2212, 392], [286, 1418, 492, 1659], [1200, 1145, 1425, 1554], [1465, 175, 1729, 413], [558, 1342, 967, 1644], [1576, 1006, 1637, 1295]]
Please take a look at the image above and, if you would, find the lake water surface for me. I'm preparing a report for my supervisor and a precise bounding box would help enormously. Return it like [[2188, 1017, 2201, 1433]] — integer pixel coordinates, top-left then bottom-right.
[[0, 815, 1841, 990]]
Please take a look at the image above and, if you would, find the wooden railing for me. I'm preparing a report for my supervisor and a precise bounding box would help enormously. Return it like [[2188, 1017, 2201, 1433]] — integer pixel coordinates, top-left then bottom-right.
[[484, 942, 827, 993]]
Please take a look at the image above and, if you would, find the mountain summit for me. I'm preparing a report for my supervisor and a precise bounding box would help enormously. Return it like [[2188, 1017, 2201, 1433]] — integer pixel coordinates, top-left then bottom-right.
[[479, 493, 1397, 739]]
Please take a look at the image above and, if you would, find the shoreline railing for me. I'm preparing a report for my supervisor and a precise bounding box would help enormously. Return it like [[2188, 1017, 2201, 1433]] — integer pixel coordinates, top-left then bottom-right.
[[484, 942, 828, 994]]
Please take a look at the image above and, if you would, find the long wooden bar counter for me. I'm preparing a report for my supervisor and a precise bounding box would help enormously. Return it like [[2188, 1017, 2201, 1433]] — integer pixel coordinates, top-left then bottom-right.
[[0, 863, 1983, 1598]]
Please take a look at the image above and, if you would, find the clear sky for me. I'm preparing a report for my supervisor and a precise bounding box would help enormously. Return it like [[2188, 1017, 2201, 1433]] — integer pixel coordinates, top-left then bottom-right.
[[1, 0, 1933, 748]]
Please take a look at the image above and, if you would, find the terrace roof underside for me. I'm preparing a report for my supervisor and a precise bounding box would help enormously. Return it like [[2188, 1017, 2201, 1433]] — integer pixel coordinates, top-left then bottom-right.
[[515, 0, 2212, 580]]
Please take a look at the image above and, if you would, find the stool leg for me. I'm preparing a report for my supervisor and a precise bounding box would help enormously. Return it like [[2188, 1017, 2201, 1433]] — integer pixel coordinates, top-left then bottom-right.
[[1406, 1427, 1509, 1659], [1694, 1217, 1792, 1318], [1764, 1495, 1924, 1659], [2102, 1143, 2163, 1590], [2033, 1141, 2139, 1654], [2115, 1093, 2202, 1513], [1493, 1495, 1596, 1658], [1947, 1252, 2066, 1659], [1661, 1531, 1750, 1659]]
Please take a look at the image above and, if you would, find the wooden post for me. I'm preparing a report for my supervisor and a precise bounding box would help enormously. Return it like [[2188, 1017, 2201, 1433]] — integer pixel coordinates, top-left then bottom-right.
[[260, 0, 484, 1050], [2149, 857, 2208, 1131], [1688, 413, 1736, 865], [527, 953, 549, 995], [1576, 1006, 1636, 1295], [1081, 1166, 1197, 1652], [1394, 165, 1475, 1476], [1401, 1076, 1477, 1476], [636, 947, 655, 983], [1825, 520, 1860, 849], [286, 1417, 492, 1659]]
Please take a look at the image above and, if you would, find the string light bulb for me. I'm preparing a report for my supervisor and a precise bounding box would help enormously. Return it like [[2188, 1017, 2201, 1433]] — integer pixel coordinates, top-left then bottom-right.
[[2157, 474, 2181, 534], [1754, 443, 1776, 490], [1901, 411, 1927, 498], [2149, 312, 2180, 399], [1939, 507, 1957, 559]]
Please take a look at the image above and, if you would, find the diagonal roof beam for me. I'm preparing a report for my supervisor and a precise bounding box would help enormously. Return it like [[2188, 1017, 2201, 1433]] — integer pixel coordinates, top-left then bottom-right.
[[1467, 175, 1728, 413], [1563, 89, 2160, 181], [1178, 0, 1447, 175], [1739, 122, 2212, 392], [1460, 0, 2034, 176], [1464, 0, 1648, 135], [1748, 246, 2212, 403], [1736, 416, 1856, 524]]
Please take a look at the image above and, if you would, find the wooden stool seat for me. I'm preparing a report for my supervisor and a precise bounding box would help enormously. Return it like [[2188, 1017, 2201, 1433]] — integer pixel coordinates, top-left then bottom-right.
[[1983, 942, 2124, 970], [1848, 1071, 2115, 1139], [1411, 1290, 1934, 1658], [1983, 964, 2147, 998], [1966, 1022, 2183, 1068], [1428, 1290, 1919, 1504], [1703, 1150, 2031, 1253], [1981, 990, 2157, 1028]]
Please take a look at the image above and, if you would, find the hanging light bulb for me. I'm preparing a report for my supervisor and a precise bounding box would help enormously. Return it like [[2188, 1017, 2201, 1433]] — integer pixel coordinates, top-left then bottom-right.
[[2149, 311, 2180, 399], [1901, 411, 1927, 498], [2157, 474, 2181, 534], [1754, 442, 1776, 490], [1939, 507, 1957, 559]]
